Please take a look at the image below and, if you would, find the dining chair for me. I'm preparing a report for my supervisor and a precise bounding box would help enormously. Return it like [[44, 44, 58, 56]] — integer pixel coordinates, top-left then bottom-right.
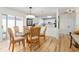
[[27, 26, 41, 51], [69, 32, 79, 48], [8, 28, 25, 52], [40, 26, 47, 41], [14, 26, 24, 37]]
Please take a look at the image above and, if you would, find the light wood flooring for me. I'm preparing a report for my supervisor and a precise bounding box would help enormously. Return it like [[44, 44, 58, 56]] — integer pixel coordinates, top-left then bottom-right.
[[0, 34, 79, 52]]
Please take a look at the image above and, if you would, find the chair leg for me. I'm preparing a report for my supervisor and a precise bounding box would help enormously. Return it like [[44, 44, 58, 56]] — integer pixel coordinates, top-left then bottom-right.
[[38, 42, 40, 48], [19, 42, 20, 45], [44, 35, 46, 41], [12, 43, 14, 52], [37, 40, 40, 48], [69, 32, 72, 48], [9, 42, 11, 50], [22, 40, 25, 50], [30, 43, 32, 51], [70, 38, 72, 48]]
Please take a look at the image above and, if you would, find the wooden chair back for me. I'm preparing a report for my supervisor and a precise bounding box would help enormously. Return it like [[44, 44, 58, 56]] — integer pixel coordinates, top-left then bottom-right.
[[30, 27, 41, 37], [27, 26, 41, 51], [14, 26, 19, 33], [8, 28, 14, 42], [27, 26, 41, 42]]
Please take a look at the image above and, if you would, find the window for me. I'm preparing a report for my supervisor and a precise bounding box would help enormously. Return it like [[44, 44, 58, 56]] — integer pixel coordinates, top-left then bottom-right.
[[8, 15, 15, 28], [16, 17, 23, 32]]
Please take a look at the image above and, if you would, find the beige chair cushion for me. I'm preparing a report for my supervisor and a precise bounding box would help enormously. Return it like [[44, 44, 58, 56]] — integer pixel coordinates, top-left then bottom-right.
[[74, 26, 79, 34], [74, 26, 79, 31], [14, 37, 24, 40], [28, 36, 38, 41], [40, 33, 44, 35], [40, 26, 46, 34], [71, 34, 79, 45], [32, 36, 38, 40]]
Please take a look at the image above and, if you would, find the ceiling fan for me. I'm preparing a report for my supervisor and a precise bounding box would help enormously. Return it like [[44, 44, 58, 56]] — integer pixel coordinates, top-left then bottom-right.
[[64, 9, 75, 14]]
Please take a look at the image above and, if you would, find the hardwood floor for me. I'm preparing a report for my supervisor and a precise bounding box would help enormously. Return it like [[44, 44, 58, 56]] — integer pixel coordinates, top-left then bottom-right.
[[59, 34, 79, 52], [0, 34, 79, 52]]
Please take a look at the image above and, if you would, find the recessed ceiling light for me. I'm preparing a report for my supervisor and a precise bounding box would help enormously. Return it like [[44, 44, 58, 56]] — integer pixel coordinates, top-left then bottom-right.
[[47, 16, 52, 18]]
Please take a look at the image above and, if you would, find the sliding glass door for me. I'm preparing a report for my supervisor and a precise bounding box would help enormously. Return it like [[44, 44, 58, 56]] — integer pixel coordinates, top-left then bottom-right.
[[2, 14, 8, 40]]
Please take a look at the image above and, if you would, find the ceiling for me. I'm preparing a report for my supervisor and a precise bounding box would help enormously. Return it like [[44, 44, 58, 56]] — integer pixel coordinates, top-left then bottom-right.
[[7, 7, 76, 17]]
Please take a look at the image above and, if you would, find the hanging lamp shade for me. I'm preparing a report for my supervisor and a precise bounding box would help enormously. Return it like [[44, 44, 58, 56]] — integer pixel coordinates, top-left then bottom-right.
[[26, 15, 35, 19]]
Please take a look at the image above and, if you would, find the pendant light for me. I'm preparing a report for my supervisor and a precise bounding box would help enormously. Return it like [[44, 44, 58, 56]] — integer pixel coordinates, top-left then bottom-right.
[[26, 7, 35, 18]]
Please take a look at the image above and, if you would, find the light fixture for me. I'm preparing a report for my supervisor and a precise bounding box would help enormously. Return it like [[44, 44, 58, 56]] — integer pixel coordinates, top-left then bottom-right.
[[64, 9, 75, 14], [26, 7, 35, 19], [29, 7, 32, 15]]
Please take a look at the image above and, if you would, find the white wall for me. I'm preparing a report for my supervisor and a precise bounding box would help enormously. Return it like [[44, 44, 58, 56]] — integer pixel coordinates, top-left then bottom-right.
[[0, 8, 26, 16], [0, 14, 2, 41], [59, 13, 76, 34], [76, 8, 79, 27]]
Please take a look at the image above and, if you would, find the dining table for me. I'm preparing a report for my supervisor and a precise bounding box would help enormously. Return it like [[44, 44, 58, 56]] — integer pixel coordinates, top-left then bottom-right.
[[23, 26, 42, 42]]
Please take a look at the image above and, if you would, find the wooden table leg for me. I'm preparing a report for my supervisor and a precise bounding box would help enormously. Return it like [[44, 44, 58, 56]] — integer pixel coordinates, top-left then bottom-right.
[[69, 32, 72, 48]]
